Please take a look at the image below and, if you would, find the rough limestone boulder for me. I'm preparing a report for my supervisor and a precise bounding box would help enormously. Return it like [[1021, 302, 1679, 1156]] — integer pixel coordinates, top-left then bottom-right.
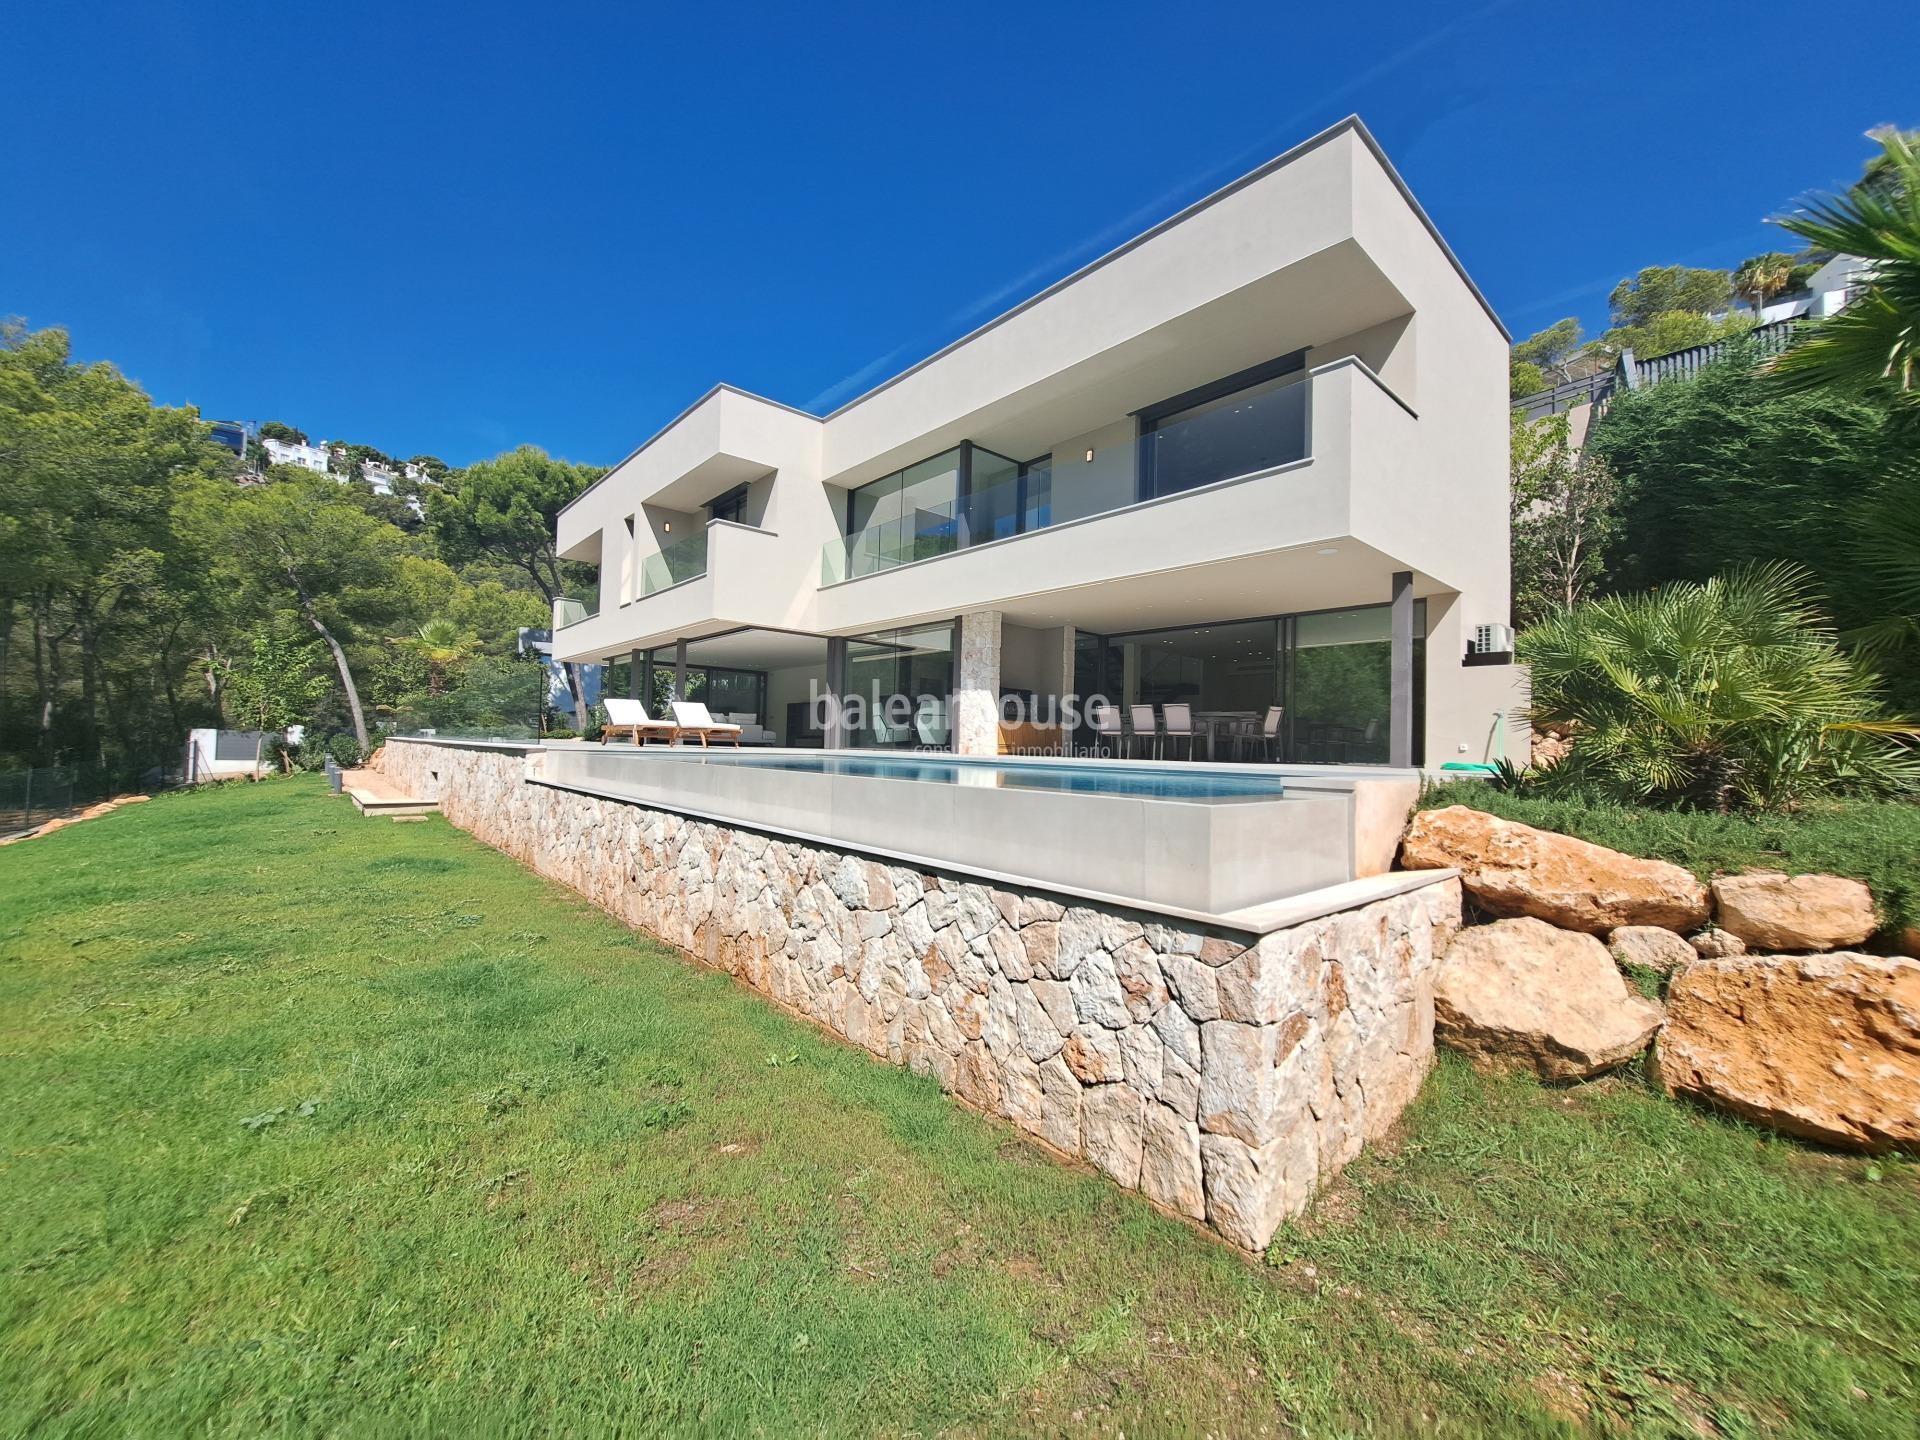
[[1656, 954, 1920, 1151], [1690, 928, 1747, 959], [1402, 806, 1709, 935], [1709, 872, 1877, 953], [1609, 925, 1696, 975], [1435, 917, 1665, 1081]]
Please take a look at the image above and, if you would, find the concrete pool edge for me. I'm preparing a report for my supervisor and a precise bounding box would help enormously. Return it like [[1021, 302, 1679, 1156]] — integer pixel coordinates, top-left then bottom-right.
[[388, 738, 1437, 930], [524, 766, 1455, 935]]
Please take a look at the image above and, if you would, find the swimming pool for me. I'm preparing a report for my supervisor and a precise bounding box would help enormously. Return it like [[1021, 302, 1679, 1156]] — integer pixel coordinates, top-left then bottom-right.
[[526, 743, 1357, 917], [634, 750, 1290, 803]]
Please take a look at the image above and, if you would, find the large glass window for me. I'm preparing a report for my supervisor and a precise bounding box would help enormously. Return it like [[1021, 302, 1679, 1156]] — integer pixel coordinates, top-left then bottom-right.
[[1083, 599, 1425, 764], [846, 623, 955, 749], [1020, 457, 1052, 532], [843, 447, 966, 577], [1139, 359, 1309, 501], [1123, 620, 1281, 711], [964, 447, 1021, 543], [1289, 604, 1426, 766], [841, 445, 1049, 577], [644, 648, 767, 722]]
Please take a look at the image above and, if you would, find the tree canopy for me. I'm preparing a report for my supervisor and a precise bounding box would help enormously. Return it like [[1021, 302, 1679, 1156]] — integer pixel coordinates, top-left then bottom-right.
[[1607, 266, 1732, 329], [0, 323, 606, 783], [427, 445, 605, 600]]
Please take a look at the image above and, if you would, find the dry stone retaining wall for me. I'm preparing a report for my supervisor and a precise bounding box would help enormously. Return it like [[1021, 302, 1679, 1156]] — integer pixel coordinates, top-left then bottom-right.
[[385, 740, 1462, 1251]]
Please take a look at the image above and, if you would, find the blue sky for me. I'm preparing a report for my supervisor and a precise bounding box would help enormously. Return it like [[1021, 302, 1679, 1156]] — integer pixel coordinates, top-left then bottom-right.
[[4, 2, 1915, 467]]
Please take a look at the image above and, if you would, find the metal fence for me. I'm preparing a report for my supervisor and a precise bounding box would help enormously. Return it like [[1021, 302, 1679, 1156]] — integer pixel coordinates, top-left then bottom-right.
[[1514, 370, 1615, 423], [1625, 316, 1803, 389], [0, 766, 78, 837], [1513, 317, 1810, 424]]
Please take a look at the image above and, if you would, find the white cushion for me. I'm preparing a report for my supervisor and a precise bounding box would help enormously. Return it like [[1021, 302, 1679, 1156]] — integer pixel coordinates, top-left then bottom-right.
[[671, 701, 741, 731], [604, 697, 665, 725]]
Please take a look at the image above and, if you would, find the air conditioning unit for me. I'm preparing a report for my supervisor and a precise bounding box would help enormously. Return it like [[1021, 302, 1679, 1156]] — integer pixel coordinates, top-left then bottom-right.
[[1470, 622, 1515, 656]]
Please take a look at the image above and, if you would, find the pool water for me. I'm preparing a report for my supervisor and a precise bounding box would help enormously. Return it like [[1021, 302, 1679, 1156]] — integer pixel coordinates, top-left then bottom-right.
[[640, 750, 1289, 803]]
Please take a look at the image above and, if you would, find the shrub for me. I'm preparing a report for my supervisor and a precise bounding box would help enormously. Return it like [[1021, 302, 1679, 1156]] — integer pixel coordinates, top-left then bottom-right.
[[1521, 563, 1919, 809], [389, 655, 542, 738], [293, 731, 366, 771]]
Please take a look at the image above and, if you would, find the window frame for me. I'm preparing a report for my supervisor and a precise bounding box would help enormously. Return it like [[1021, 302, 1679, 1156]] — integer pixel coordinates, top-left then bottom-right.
[[1131, 349, 1309, 503]]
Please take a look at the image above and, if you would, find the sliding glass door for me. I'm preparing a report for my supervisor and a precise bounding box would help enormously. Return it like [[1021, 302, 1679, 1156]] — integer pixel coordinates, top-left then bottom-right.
[[1288, 607, 1423, 766], [1085, 600, 1424, 764], [845, 623, 956, 748]]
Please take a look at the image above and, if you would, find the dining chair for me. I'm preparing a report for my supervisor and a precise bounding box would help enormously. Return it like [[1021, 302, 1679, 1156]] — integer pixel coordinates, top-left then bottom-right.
[[1128, 704, 1158, 760], [1239, 705, 1284, 762], [1162, 703, 1196, 761], [1090, 702, 1124, 757]]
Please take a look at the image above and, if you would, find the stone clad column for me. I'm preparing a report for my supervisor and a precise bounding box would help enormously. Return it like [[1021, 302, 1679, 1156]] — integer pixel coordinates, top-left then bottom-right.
[[1060, 623, 1076, 704], [953, 610, 1003, 756]]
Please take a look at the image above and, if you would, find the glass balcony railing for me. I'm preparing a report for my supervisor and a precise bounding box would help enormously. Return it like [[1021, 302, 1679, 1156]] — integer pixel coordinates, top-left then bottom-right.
[[821, 369, 1309, 584], [640, 530, 709, 597], [821, 471, 1044, 584], [553, 595, 594, 629]]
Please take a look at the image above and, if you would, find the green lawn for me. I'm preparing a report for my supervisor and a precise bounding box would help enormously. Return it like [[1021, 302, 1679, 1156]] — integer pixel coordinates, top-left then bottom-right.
[[1, 777, 1915, 1438]]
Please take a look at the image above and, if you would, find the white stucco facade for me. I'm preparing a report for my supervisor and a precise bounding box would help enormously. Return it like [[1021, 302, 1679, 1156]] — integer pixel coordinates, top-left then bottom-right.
[[551, 117, 1523, 770]]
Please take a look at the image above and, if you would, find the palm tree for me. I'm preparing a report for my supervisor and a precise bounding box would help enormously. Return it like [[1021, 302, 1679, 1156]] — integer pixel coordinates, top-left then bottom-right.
[[1732, 252, 1794, 322], [1856, 125, 1920, 204], [1519, 563, 1918, 810], [1847, 457, 1920, 687], [396, 618, 479, 696], [1769, 130, 1920, 412]]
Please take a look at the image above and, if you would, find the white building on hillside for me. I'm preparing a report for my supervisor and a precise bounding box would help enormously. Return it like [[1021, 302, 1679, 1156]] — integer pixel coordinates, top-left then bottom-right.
[[1737, 253, 1875, 324], [261, 436, 332, 474]]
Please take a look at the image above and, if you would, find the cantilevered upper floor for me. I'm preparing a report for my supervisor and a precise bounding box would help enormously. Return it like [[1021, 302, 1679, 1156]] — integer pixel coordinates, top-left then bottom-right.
[[551, 115, 1510, 675]]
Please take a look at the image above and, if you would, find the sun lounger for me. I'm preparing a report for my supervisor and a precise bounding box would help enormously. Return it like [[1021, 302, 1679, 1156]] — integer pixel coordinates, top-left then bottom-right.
[[601, 697, 680, 746], [668, 700, 743, 747]]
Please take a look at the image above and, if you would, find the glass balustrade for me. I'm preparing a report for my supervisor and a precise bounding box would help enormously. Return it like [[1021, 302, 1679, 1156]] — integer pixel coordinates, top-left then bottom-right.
[[640, 530, 710, 597], [820, 370, 1309, 583]]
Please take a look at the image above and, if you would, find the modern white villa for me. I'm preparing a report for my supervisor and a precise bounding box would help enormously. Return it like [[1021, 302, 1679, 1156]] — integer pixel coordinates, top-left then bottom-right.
[[549, 117, 1522, 772], [391, 118, 1524, 1249]]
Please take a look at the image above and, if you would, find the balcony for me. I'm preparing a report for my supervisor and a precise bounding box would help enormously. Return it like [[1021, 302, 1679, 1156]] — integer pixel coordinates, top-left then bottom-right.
[[821, 366, 1311, 584], [811, 358, 1457, 636], [550, 520, 813, 662], [640, 530, 709, 596]]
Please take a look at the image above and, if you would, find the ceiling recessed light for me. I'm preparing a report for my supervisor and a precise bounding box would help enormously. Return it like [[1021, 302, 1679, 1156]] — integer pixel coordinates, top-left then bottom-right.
[[1316, 546, 1338, 555]]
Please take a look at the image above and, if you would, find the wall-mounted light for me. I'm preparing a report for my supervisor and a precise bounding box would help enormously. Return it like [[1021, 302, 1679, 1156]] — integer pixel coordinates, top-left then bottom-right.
[[1084, 447, 1095, 463], [664, 521, 672, 533]]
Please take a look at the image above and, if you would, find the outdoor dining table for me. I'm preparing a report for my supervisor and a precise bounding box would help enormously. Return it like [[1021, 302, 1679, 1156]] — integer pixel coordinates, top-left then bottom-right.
[[1190, 710, 1260, 762]]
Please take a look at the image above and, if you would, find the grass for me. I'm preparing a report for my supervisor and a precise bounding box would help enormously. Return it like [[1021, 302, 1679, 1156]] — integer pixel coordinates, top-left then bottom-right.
[[0, 776, 1914, 1437], [1419, 781, 1920, 933]]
